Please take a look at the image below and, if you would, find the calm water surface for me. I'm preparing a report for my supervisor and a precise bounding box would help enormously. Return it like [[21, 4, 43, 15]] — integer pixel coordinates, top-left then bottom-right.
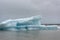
[[0, 30, 60, 40]]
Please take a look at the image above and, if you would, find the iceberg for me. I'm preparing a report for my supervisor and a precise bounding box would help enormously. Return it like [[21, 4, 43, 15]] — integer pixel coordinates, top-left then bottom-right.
[[0, 16, 41, 31], [0, 16, 58, 31]]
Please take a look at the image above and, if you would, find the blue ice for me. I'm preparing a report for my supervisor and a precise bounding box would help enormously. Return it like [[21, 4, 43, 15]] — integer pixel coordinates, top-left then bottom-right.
[[0, 16, 58, 31]]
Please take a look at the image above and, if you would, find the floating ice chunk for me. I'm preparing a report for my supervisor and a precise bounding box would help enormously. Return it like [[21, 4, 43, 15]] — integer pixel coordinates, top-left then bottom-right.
[[0, 16, 58, 31], [0, 16, 41, 31]]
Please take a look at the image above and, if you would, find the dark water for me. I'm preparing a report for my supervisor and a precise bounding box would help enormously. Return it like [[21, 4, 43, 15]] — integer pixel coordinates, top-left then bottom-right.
[[0, 30, 60, 40]]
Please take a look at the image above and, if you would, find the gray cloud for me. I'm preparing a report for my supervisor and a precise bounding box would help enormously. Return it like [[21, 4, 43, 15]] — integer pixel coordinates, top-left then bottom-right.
[[0, 0, 60, 24]]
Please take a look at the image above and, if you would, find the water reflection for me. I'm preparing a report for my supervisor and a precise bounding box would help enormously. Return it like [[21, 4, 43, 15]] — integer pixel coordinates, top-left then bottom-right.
[[0, 31, 60, 40], [0, 31, 40, 40]]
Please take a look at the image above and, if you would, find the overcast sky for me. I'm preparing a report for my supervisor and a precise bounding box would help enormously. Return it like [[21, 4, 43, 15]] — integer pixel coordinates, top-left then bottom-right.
[[0, 0, 60, 24]]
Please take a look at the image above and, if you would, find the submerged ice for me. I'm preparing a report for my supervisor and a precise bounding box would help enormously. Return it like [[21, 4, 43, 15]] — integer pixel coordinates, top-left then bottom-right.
[[0, 16, 58, 31]]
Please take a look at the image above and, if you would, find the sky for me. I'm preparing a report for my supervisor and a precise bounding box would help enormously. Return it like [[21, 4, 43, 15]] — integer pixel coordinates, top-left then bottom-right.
[[0, 0, 60, 24]]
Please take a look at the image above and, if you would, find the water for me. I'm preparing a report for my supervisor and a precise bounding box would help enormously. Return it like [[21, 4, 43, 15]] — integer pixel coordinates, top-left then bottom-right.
[[0, 30, 60, 40]]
